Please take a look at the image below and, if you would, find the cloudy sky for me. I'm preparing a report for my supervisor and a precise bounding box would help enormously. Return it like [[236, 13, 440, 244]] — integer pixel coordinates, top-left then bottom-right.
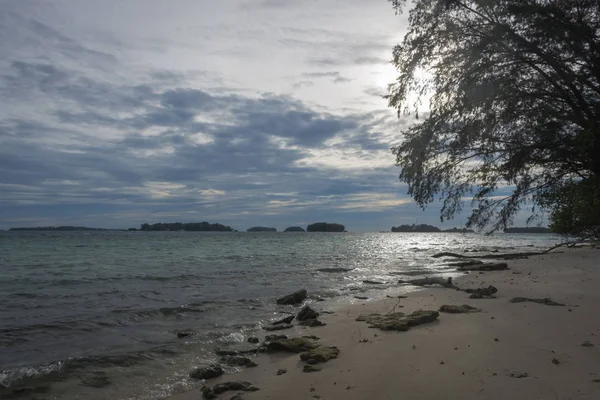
[[0, 0, 522, 231]]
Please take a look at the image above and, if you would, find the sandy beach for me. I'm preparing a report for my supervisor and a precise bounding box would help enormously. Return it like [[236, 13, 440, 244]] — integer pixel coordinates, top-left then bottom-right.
[[171, 247, 600, 400]]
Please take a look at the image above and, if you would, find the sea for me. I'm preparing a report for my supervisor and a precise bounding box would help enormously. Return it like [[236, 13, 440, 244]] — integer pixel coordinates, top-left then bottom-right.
[[0, 231, 561, 399]]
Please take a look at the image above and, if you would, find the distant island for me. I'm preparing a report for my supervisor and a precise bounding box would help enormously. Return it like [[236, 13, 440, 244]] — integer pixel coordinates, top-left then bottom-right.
[[392, 224, 441, 232], [307, 222, 345, 232], [9, 226, 111, 231], [247, 226, 277, 232], [443, 227, 475, 233], [139, 222, 232, 231], [284, 226, 306, 232], [504, 227, 551, 233]]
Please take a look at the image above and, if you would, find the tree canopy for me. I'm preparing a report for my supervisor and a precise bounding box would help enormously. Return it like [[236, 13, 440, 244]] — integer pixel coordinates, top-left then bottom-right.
[[387, 0, 600, 235]]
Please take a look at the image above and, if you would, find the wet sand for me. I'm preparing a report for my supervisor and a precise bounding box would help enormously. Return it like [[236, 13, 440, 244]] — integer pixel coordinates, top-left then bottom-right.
[[171, 247, 600, 400]]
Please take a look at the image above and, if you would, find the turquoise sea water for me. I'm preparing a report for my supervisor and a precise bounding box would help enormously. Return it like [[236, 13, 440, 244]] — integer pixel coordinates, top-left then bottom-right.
[[0, 231, 561, 399]]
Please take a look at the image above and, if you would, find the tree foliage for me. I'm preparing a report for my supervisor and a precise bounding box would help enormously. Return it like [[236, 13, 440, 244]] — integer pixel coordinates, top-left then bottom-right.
[[387, 0, 600, 234]]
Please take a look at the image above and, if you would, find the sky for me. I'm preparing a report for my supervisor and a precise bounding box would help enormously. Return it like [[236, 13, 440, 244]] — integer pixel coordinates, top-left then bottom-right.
[[0, 0, 530, 232]]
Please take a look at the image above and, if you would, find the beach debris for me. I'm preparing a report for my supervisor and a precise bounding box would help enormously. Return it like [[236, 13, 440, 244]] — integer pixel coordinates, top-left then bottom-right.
[[438, 304, 480, 313], [316, 267, 354, 273], [190, 365, 224, 380], [220, 356, 258, 368], [303, 365, 322, 373], [494, 338, 499, 342], [463, 285, 498, 299], [263, 324, 293, 331], [272, 315, 295, 325], [276, 369, 287, 375], [356, 310, 439, 331], [363, 280, 385, 285], [247, 336, 259, 344], [266, 337, 319, 353], [440, 361, 445, 365], [277, 289, 307, 305], [299, 319, 326, 327], [457, 263, 508, 271], [592, 378, 600, 383], [297, 305, 319, 321], [201, 381, 259, 400], [300, 346, 340, 364], [507, 371, 529, 378], [581, 341, 595, 347], [399, 277, 457, 289], [176, 331, 191, 338], [354, 296, 369, 300], [80, 371, 111, 388], [398, 295, 408, 298], [265, 334, 288, 342], [509, 297, 565, 306], [552, 357, 560, 365]]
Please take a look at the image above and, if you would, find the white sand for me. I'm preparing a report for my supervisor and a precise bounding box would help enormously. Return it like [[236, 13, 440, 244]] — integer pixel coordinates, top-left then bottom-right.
[[171, 248, 600, 400]]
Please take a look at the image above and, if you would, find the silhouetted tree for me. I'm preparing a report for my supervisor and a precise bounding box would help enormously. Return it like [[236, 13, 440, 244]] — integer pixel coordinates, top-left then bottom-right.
[[387, 0, 600, 234]]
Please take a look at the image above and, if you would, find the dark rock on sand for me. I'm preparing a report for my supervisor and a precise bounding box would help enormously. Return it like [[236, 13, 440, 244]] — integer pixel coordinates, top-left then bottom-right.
[[439, 304, 480, 313], [582, 341, 595, 347], [303, 365, 322, 373], [354, 296, 369, 300], [80, 372, 111, 388], [272, 315, 295, 325], [300, 346, 340, 364], [399, 277, 457, 289], [247, 336, 259, 344], [177, 331, 191, 338], [298, 319, 326, 327], [220, 356, 258, 368], [297, 305, 319, 321], [276, 289, 307, 305], [190, 365, 224, 380], [265, 334, 288, 341], [266, 337, 319, 353], [263, 324, 293, 331], [277, 369, 287, 375], [202, 382, 259, 400], [509, 297, 565, 306], [303, 335, 320, 340], [356, 310, 439, 331], [457, 263, 508, 271]]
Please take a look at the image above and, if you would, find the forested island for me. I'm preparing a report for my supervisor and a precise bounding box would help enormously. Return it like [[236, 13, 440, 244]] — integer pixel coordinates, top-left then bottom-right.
[[307, 222, 345, 232], [247, 227, 277, 232], [139, 222, 233, 231], [391, 224, 474, 233], [504, 227, 551, 234], [9, 226, 112, 231], [284, 226, 306, 232]]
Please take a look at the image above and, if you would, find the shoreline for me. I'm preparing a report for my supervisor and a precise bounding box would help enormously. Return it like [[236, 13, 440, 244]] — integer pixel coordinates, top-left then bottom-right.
[[170, 247, 600, 400]]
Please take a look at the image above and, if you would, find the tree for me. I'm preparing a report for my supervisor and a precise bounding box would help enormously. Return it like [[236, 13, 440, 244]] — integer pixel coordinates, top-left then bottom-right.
[[387, 0, 600, 234]]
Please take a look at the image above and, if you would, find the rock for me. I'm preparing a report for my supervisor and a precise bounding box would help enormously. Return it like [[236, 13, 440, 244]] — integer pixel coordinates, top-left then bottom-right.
[[356, 310, 439, 331], [581, 341, 594, 347], [552, 357, 560, 364], [202, 382, 259, 399], [190, 365, 224, 380], [266, 337, 319, 353], [509, 297, 565, 306], [177, 331, 191, 338], [316, 268, 353, 273], [303, 365, 322, 373], [80, 372, 111, 388], [399, 277, 457, 289], [363, 280, 384, 285], [300, 346, 340, 364], [457, 263, 509, 271], [247, 336, 259, 344], [297, 305, 319, 321], [272, 315, 295, 325], [265, 334, 288, 341], [354, 296, 369, 300], [276, 369, 287, 375], [439, 304, 480, 313], [263, 324, 293, 331], [276, 289, 307, 305], [298, 319, 326, 327], [220, 356, 258, 368]]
